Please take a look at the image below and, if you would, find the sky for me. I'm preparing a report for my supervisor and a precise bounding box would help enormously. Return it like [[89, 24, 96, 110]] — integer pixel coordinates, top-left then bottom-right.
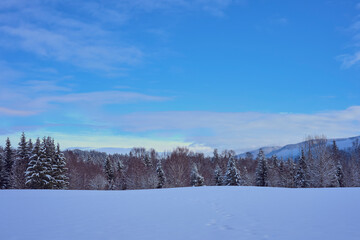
[[1, 0, 360, 154]]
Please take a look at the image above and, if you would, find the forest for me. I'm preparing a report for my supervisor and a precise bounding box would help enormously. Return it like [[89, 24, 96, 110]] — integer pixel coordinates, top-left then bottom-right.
[[1, 133, 360, 190]]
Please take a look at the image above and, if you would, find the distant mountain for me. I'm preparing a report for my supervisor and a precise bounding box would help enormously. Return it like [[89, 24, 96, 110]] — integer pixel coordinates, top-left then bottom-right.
[[238, 135, 360, 160], [66, 147, 132, 155], [67, 135, 360, 159], [237, 146, 282, 158]]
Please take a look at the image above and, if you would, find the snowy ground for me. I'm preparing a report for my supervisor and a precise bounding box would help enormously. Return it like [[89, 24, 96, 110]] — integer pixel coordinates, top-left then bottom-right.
[[1, 187, 359, 240]]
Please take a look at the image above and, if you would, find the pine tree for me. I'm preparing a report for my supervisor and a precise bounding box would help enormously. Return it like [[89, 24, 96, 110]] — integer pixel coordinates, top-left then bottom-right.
[[331, 140, 340, 163], [25, 138, 40, 188], [2, 138, 14, 189], [214, 164, 223, 186], [46, 137, 56, 162], [28, 139, 33, 152], [116, 160, 127, 190], [286, 158, 296, 188], [13, 133, 31, 189], [0, 148, 4, 188], [278, 161, 286, 187], [224, 157, 241, 186], [190, 163, 204, 186], [294, 150, 309, 188], [51, 143, 69, 189], [104, 156, 114, 189], [335, 160, 344, 187], [330, 140, 344, 187], [25, 138, 53, 189], [156, 160, 166, 188], [242, 166, 250, 186], [255, 149, 268, 187]]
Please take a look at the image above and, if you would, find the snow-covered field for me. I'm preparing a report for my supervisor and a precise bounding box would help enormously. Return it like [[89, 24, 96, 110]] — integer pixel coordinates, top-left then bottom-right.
[[1, 187, 359, 240]]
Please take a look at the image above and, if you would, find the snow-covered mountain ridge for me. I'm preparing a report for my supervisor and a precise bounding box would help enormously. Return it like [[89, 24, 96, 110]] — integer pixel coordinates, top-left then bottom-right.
[[238, 135, 360, 159]]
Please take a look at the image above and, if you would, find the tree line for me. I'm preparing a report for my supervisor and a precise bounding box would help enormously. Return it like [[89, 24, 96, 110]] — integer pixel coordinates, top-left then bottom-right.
[[1, 134, 359, 190], [0, 133, 68, 189]]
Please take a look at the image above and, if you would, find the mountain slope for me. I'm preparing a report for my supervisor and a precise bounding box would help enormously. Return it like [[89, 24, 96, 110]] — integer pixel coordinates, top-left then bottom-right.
[[239, 135, 360, 159]]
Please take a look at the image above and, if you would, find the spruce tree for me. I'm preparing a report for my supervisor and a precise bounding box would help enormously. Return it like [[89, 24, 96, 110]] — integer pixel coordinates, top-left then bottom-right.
[[14, 133, 31, 189], [28, 139, 33, 152], [190, 163, 204, 186], [46, 137, 56, 163], [104, 156, 114, 189], [156, 160, 166, 188], [331, 140, 344, 187], [224, 157, 241, 186], [0, 148, 4, 188], [214, 164, 223, 186], [51, 143, 69, 189], [331, 140, 340, 162], [255, 149, 268, 187], [2, 138, 14, 189], [278, 161, 286, 187], [294, 150, 309, 188], [25, 138, 53, 189], [25, 138, 40, 188], [242, 166, 250, 186], [336, 161, 344, 187], [287, 158, 296, 188], [116, 160, 127, 190]]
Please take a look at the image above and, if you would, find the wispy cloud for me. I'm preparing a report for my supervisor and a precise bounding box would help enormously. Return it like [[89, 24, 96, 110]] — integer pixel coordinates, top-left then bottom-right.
[[35, 91, 170, 106], [0, 107, 37, 116], [0, 1, 140, 73], [0, 25, 142, 72], [116, 0, 237, 16], [338, 5, 360, 68], [338, 52, 360, 68], [2, 106, 359, 153], [24, 80, 72, 92], [0, 84, 171, 115], [106, 106, 360, 152], [0, 0, 236, 73]]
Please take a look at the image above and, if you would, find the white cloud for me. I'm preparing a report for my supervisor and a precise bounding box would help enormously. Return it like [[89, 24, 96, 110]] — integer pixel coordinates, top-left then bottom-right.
[[116, 0, 236, 16], [106, 106, 360, 152], [0, 0, 237, 73], [1, 25, 142, 71], [0, 130, 194, 153], [338, 52, 360, 68], [338, 6, 360, 68], [36, 91, 170, 106], [0, 86, 171, 115], [2, 106, 359, 153], [0, 107, 37, 116], [24, 80, 71, 92]]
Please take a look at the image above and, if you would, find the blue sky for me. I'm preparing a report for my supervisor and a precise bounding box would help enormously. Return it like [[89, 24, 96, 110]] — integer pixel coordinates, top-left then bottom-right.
[[1, 0, 360, 153]]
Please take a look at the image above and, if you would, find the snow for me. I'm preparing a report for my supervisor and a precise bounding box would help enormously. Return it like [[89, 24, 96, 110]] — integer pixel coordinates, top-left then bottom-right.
[[1, 186, 359, 240], [239, 135, 360, 159], [237, 146, 282, 158]]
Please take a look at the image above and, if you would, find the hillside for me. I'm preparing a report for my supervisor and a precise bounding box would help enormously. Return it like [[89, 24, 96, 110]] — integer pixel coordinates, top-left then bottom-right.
[[1, 187, 359, 240], [238, 135, 360, 159]]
